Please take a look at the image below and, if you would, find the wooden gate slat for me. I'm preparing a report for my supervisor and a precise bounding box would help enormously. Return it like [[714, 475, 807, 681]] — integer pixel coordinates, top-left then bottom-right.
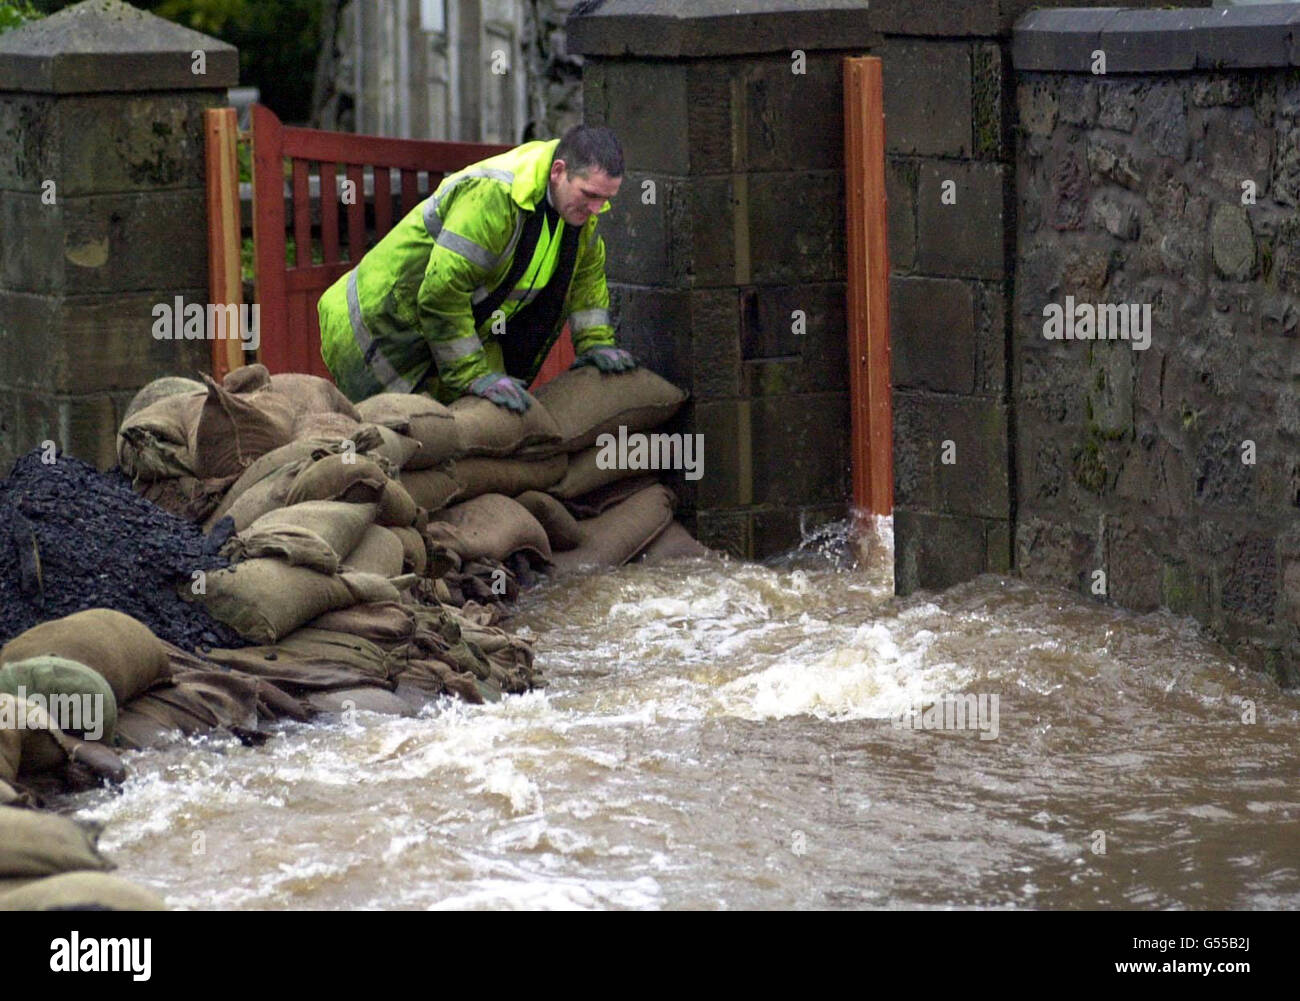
[[320, 161, 339, 264], [291, 159, 311, 268], [374, 166, 392, 236], [346, 163, 366, 261], [400, 169, 419, 215]]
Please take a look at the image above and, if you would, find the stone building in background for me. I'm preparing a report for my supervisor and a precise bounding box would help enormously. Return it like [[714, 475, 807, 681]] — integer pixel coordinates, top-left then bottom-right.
[[316, 0, 583, 143]]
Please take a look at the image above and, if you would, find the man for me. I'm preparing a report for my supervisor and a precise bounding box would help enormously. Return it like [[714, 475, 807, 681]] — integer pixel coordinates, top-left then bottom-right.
[[318, 124, 636, 412]]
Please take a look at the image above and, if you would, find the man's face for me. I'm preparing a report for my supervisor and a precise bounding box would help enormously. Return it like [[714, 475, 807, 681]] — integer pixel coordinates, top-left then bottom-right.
[[548, 160, 621, 227]]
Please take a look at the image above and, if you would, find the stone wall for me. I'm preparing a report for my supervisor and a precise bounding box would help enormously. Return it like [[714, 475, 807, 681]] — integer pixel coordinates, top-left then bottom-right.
[[0, 0, 235, 474], [1013, 6, 1300, 684], [568, 0, 1197, 566]]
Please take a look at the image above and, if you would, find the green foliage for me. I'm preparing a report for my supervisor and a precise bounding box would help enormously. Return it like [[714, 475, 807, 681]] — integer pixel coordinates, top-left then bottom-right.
[[31, 0, 325, 122], [147, 0, 325, 122], [0, 1, 42, 34]]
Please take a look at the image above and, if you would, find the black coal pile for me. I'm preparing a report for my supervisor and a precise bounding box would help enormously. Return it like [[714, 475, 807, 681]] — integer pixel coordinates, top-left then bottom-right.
[[0, 448, 245, 651]]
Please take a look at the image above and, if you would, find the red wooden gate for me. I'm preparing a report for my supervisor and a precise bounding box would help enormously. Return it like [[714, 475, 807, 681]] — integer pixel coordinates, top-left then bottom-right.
[[243, 104, 576, 386]]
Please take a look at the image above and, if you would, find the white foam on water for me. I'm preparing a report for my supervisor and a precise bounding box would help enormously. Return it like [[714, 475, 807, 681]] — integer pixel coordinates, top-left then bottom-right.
[[713, 619, 975, 722], [424, 871, 662, 911]]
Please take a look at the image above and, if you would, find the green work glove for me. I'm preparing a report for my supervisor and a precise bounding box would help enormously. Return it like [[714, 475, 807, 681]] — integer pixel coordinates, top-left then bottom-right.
[[571, 345, 638, 373], [467, 373, 531, 413]]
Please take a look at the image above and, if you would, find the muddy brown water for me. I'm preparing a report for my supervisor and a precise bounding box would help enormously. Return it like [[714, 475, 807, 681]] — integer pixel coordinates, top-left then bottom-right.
[[61, 519, 1300, 909]]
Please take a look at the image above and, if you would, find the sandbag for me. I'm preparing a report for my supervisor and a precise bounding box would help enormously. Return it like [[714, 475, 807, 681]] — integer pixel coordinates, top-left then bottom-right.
[[341, 571, 412, 604], [116, 669, 262, 743], [377, 479, 419, 527], [0, 871, 166, 911], [205, 438, 333, 528], [451, 453, 568, 501], [515, 491, 583, 552], [189, 374, 296, 479], [0, 707, 19, 782], [426, 493, 551, 565], [550, 484, 675, 572], [292, 411, 361, 441], [123, 376, 205, 422], [269, 372, 361, 420], [0, 806, 112, 878], [285, 453, 387, 507], [1, 609, 169, 707], [396, 660, 483, 704], [203, 630, 393, 694], [204, 458, 308, 533], [563, 473, 662, 518], [226, 501, 377, 573], [283, 452, 420, 526], [309, 602, 417, 646], [356, 393, 462, 469], [194, 559, 358, 644], [533, 365, 688, 453], [307, 686, 414, 716], [400, 467, 461, 512], [389, 526, 428, 576], [341, 525, 405, 577], [448, 392, 561, 457], [636, 520, 711, 562], [137, 473, 233, 524], [0, 656, 118, 742], [116, 389, 206, 480], [0, 695, 73, 775], [222, 362, 272, 394], [366, 424, 422, 470], [547, 445, 639, 500]]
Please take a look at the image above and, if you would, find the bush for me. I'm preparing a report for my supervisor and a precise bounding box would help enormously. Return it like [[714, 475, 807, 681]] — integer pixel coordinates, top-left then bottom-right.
[[0, 1, 41, 34]]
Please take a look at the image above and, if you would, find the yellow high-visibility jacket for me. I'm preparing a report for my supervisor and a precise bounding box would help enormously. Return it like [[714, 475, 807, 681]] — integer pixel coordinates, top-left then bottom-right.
[[318, 138, 615, 403]]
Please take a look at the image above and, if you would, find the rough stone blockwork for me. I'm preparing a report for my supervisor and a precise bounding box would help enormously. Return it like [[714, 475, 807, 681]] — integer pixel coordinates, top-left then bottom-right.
[[0, 0, 236, 475], [1014, 5, 1300, 684], [568, 0, 1192, 571]]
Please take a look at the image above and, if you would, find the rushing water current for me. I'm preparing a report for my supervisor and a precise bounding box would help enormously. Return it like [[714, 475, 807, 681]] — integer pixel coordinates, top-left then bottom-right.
[[63, 519, 1300, 909]]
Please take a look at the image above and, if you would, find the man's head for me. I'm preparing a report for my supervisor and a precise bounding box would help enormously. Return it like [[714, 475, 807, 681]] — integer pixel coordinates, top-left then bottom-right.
[[548, 125, 623, 227]]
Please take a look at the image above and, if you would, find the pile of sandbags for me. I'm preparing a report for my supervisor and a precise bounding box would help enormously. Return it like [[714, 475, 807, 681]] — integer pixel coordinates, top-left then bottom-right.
[[0, 608, 306, 784], [523, 366, 708, 568], [105, 362, 712, 726], [0, 806, 166, 910]]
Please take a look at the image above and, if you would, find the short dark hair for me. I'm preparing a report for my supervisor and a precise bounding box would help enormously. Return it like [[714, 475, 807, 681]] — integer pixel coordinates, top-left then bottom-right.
[[553, 125, 624, 179]]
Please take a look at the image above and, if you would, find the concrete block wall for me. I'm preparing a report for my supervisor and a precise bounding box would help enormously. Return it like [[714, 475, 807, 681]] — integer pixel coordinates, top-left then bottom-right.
[[0, 0, 236, 474], [1013, 5, 1300, 684], [568, 0, 1199, 566]]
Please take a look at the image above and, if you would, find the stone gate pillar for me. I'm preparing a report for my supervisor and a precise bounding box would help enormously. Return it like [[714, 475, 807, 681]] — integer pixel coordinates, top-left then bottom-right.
[[0, 0, 237, 472]]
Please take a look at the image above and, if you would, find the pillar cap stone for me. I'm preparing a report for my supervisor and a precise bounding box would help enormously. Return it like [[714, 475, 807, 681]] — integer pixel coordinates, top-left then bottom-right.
[[0, 0, 237, 94], [566, 0, 888, 58]]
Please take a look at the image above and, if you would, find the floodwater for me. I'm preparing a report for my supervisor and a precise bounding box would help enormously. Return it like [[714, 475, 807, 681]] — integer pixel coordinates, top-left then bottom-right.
[[64, 518, 1300, 909]]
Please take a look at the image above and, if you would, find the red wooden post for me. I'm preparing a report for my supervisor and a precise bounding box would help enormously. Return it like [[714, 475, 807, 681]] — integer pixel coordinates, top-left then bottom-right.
[[843, 57, 894, 520]]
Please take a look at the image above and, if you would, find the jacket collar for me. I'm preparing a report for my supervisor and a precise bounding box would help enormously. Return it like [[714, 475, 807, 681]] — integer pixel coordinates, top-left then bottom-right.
[[511, 139, 612, 217]]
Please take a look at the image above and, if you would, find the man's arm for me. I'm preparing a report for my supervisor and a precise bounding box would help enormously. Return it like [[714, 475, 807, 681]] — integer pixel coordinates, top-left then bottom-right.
[[415, 181, 515, 395], [566, 225, 617, 356]]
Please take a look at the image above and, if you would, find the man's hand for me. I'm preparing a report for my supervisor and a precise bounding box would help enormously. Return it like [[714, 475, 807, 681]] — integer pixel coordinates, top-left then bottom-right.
[[571, 345, 637, 373], [467, 372, 531, 413]]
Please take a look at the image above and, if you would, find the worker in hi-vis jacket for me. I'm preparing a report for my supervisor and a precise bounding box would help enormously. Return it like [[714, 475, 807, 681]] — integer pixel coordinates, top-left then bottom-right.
[[318, 124, 636, 412]]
